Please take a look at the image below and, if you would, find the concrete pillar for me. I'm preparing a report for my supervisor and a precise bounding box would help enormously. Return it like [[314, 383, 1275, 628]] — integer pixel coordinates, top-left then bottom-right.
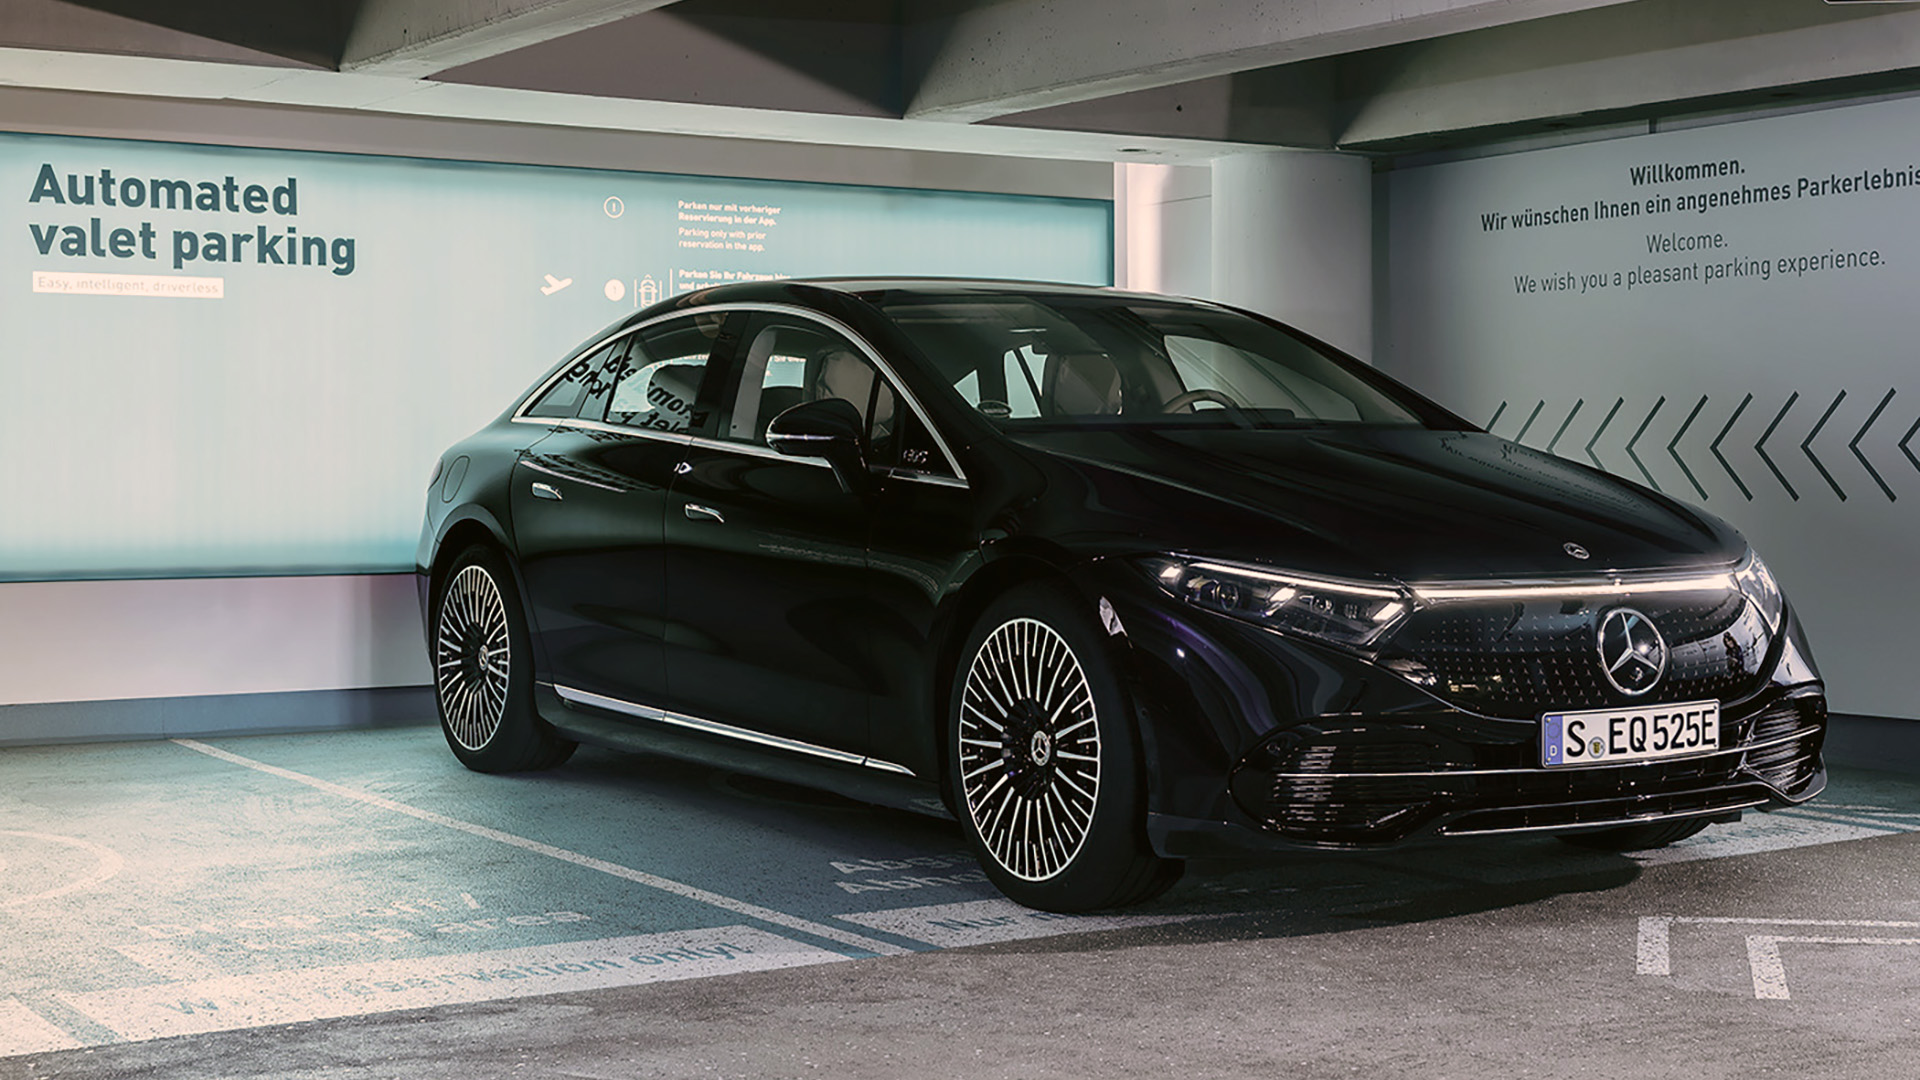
[[1113, 162, 1213, 299], [1210, 150, 1371, 359]]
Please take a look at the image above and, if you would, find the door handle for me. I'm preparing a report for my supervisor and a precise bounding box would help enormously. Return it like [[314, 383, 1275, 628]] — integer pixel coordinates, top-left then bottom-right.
[[683, 503, 724, 524], [531, 482, 563, 501]]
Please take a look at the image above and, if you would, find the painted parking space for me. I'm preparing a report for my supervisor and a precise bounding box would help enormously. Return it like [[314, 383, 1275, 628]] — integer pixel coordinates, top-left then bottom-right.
[[1640, 915, 1920, 1008], [3, 728, 1920, 1060], [56, 927, 843, 1042]]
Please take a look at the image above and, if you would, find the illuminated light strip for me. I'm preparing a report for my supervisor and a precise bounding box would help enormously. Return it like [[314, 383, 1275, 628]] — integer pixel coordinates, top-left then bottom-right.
[[1186, 560, 1404, 599], [1412, 572, 1738, 603]]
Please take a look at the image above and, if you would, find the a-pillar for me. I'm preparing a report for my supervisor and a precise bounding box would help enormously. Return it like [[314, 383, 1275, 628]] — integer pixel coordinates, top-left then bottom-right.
[[1210, 150, 1372, 359]]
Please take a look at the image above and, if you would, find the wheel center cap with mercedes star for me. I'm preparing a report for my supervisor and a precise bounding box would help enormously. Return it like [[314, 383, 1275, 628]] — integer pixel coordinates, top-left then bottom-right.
[[421, 278, 1827, 911]]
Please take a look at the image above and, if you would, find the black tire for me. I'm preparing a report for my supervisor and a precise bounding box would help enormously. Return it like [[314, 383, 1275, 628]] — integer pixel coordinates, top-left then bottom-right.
[[947, 582, 1181, 912], [431, 544, 576, 773], [1559, 817, 1712, 851]]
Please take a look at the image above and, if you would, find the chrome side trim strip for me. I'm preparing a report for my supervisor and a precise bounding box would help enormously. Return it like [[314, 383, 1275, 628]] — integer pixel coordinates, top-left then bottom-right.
[[686, 433, 830, 468], [1440, 799, 1769, 837], [552, 684, 916, 777], [1268, 726, 1819, 780], [883, 468, 969, 490], [513, 415, 694, 444]]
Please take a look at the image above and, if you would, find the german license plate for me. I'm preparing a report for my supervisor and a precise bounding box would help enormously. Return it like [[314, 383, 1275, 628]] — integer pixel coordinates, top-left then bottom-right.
[[1540, 700, 1720, 768]]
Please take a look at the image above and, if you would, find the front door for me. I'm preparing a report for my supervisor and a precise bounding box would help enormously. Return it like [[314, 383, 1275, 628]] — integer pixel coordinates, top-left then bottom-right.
[[660, 311, 897, 757]]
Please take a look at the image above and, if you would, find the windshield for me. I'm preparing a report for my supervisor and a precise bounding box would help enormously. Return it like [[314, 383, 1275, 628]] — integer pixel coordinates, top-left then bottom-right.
[[872, 291, 1439, 431]]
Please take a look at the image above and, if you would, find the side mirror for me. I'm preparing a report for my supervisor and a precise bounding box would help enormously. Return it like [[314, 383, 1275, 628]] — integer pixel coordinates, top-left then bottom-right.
[[766, 397, 869, 493]]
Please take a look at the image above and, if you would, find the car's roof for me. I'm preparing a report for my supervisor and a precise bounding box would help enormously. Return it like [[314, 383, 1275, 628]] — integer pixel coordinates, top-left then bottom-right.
[[670, 277, 1203, 306]]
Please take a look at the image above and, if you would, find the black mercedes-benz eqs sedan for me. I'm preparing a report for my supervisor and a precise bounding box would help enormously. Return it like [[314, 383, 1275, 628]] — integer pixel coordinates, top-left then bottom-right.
[[419, 279, 1826, 911]]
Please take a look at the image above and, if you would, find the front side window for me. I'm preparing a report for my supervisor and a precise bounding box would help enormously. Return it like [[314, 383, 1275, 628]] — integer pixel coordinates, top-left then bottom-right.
[[724, 315, 896, 453], [875, 292, 1442, 431]]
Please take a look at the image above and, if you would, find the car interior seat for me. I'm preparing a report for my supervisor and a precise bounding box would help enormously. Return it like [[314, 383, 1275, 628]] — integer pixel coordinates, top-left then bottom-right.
[[1042, 352, 1123, 416]]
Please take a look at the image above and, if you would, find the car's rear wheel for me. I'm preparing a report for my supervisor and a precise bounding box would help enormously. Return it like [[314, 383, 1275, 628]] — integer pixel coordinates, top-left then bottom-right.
[[948, 584, 1181, 912], [432, 544, 575, 773], [1559, 817, 1712, 851]]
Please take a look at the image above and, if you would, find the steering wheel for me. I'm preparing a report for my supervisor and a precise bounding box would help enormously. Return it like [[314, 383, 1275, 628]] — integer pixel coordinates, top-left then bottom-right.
[[1161, 387, 1244, 414]]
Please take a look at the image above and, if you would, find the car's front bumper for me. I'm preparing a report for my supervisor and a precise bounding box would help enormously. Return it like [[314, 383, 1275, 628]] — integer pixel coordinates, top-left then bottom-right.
[[1069, 560, 1827, 858]]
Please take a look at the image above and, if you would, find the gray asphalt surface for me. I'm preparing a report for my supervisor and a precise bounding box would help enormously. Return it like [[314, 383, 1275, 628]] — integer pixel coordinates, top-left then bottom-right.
[[2, 729, 1916, 1079]]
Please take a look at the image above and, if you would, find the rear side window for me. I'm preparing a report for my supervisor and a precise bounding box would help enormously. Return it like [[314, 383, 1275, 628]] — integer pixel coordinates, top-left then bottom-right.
[[523, 341, 622, 419], [591, 313, 730, 432]]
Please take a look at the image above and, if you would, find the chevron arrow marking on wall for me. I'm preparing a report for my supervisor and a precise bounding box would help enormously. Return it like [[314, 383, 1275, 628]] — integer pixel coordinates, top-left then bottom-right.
[[1547, 399, 1584, 454], [1587, 398, 1624, 471], [1755, 393, 1801, 501], [1711, 394, 1755, 501], [1480, 389, 1913, 504], [1624, 396, 1667, 493], [1801, 390, 1847, 501], [1513, 400, 1545, 444], [1668, 395, 1710, 501], [1850, 388, 1897, 503]]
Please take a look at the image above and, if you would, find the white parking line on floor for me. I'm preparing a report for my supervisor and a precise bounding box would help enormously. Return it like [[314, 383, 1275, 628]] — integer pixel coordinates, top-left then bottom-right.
[[111, 941, 232, 982], [1774, 806, 1920, 831], [1813, 804, 1920, 816], [171, 739, 911, 958], [58, 927, 842, 1042], [1625, 811, 1902, 866], [1637, 915, 1920, 980], [0, 830, 125, 907], [838, 898, 1200, 948], [0, 999, 82, 1055], [1744, 935, 1920, 1000]]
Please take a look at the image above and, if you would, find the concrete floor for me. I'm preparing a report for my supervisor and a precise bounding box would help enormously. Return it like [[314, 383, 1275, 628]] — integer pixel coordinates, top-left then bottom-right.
[[2, 728, 1918, 1078]]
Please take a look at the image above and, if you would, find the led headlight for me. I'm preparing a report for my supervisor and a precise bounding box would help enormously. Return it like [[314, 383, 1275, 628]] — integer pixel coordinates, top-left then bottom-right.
[[1141, 556, 1413, 650], [1733, 549, 1784, 632]]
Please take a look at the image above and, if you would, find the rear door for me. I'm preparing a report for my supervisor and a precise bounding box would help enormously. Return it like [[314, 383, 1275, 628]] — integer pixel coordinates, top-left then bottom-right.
[[510, 311, 737, 708]]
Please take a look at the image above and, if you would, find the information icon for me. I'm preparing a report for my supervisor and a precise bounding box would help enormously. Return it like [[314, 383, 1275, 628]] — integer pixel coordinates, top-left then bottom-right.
[[603, 196, 624, 219], [604, 278, 626, 302]]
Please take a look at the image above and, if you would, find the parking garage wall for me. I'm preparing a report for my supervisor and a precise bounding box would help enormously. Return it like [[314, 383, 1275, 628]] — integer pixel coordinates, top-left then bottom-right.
[[1381, 92, 1920, 723], [0, 89, 1113, 742]]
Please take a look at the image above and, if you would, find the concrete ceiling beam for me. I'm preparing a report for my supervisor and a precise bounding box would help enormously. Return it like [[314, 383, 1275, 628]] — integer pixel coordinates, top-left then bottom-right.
[[1336, 0, 1920, 147], [905, 0, 1642, 123], [0, 46, 1248, 163], [340, 0, 684, 78]]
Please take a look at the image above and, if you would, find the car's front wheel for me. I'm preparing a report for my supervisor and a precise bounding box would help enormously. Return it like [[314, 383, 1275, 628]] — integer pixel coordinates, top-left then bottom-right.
[[432, 544, 576, 773], [948, 584, 1181, 912]]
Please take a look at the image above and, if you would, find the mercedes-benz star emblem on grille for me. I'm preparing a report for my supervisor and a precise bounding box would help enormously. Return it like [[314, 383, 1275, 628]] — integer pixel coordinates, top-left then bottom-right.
[[1597, 607, 1666, 696], [1564, 542, 1590, 560]]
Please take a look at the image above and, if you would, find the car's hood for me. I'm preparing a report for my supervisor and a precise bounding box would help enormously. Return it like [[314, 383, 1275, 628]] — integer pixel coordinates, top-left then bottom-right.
[[1005, 426, 1744, 581]]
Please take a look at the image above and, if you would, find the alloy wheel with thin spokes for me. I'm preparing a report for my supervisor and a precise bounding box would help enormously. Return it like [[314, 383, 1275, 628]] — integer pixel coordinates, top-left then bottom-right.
[[436, 563, 511, 752], [431, 545, 575, 773], [958, 617, 1101, 882]]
